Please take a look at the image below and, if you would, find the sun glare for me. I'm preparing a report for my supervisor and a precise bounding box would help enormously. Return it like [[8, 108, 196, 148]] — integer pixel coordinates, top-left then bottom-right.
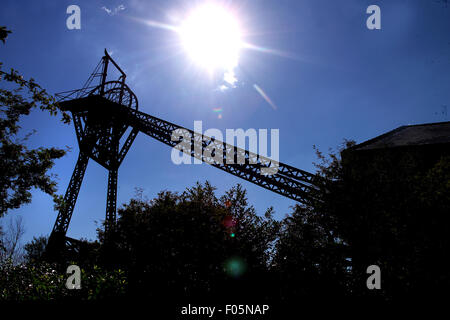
[[178, 4, 242, 72]]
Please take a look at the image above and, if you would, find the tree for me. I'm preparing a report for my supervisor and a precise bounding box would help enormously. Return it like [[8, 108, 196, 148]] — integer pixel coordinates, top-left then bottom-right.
[[0, 259, 127, 301], [24, 235, 48, 263], [273, 204, 350, 301], [294, 139, 450, 299], [97, 181, 280, 302], [0, 26, 11, 44], [0, 215, 25, 264], [0, 26, 70, 217]]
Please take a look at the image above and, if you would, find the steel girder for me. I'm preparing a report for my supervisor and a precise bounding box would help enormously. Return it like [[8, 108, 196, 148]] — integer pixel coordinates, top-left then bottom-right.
[[123, 108, 320, 204], [46, 152, 90, 259], [51, 152, 90, 235], [105, 168, 118, 233]]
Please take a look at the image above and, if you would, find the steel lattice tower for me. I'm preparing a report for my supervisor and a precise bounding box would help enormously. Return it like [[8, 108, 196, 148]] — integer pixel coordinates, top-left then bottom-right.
[[46, 50, 320, 260]]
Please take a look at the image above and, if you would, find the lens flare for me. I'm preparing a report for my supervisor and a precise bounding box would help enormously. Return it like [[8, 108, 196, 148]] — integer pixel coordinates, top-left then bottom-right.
[[222, 215, 236, 228], [253, 84, 278, 110], [224, 257, 246, 278]]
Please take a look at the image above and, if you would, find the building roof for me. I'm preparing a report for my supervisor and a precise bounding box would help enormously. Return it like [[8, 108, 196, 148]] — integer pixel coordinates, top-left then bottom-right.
[[351, 121, 450, 151]]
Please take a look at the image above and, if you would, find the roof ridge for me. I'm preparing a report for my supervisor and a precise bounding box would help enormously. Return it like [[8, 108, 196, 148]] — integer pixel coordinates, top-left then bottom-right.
[[349, 121, 450, 151]]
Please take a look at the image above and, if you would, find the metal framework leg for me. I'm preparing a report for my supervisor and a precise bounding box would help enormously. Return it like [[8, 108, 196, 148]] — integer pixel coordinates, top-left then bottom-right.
[[46, 152, 89, 258], [105, 168, 118, 234]]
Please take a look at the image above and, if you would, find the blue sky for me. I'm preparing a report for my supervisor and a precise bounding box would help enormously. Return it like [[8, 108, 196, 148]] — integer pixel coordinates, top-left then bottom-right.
[[1, 0, 449, 244]]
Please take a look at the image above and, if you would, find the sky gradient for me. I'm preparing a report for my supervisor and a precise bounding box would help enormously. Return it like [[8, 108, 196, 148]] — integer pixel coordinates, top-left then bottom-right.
[[0, 0, 449, 245]]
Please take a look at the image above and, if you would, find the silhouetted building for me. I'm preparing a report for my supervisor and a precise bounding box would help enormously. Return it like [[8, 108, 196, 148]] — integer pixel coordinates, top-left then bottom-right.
[[339, 121, 450, 296], [342, 121, 450, 169]]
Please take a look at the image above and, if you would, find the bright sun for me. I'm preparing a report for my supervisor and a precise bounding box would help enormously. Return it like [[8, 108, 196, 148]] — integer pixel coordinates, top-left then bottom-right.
[[179, 4, 242, 72]]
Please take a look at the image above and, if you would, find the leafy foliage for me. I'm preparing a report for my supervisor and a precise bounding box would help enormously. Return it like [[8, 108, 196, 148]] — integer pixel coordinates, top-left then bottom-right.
[[0, 27, 70, 216], [0, 260, 127, 301], [0, 260, 67, 301], [24, 235, 48, 263], [0, 216, 25, 264], [273, 204, 350, 300], [312, 141, 450, 298], [2, 152, 449, 303], [0, 26, 11, 44], [97, 182, 281, 301]]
